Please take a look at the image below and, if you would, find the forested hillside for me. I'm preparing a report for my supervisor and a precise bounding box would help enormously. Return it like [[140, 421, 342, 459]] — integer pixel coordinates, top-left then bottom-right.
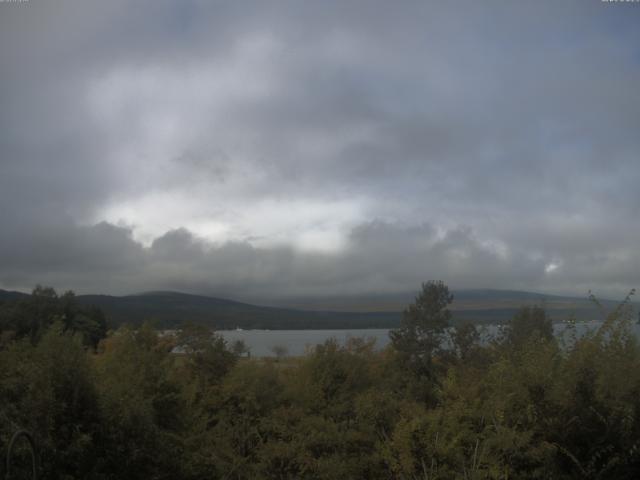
[[0, 288, 625, 330], [75, 291, 401, 329]]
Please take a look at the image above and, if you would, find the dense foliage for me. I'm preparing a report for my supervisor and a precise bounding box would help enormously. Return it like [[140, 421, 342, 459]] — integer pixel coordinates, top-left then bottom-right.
[[1, 284, 640, 479]]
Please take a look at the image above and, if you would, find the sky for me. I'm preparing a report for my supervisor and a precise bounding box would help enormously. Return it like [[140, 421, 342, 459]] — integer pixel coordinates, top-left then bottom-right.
[[1, 0, 639, 301]]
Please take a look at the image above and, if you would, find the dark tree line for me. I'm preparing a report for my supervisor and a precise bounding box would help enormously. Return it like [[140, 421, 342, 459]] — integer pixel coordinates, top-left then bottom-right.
[[0, 285, 107, 348]]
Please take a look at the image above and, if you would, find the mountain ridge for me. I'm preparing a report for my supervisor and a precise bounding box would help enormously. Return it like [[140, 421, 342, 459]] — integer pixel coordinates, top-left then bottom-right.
[[1, 288, 635, 329]]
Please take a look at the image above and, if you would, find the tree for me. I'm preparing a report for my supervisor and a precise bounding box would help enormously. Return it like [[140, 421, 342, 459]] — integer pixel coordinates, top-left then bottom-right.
[[389, 281, 453, 385], [270, 344, 288, 361], [231, 339, 251, 357], [94, 324, 186, 479], [0, 286, 107, 348], [450, 321, 481, 361], [503, 306, 553, 348], [0, 323, 103, 478], [177, 322, 237, 385]]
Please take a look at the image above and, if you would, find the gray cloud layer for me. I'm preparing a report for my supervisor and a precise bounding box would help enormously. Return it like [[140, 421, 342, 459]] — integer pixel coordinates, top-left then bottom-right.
[[1, 1, 639, 299]]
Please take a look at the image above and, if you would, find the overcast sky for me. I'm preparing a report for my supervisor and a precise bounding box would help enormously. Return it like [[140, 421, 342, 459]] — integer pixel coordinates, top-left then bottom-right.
[[1, 0, 639, 300]]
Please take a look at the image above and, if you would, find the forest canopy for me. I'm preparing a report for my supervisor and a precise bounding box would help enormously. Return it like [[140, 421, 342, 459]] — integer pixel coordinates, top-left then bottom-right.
[[1, 283, 640, 479]]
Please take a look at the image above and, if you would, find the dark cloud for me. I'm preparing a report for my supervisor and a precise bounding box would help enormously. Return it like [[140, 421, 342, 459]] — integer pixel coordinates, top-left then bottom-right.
[[1, 1, 639, 299]]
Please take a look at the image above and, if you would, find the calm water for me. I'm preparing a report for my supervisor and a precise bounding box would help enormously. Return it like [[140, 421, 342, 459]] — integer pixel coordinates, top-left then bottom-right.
[[219, 329, 391, 357], [219, 321, 640, 357]]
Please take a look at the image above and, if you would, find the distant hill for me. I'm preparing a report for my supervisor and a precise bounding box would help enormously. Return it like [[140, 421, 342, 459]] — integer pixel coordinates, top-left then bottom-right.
[[251, 288, 637, 325], [0, 289, 29, 302], [74, 291, 400, 330], [257, 289, 580, 312], [1, 288, 636, 330]]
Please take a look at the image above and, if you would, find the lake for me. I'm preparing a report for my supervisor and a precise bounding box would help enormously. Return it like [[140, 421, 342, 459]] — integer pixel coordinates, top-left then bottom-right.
[[218, 329, 391, 357], [219, 321, 640, 357]]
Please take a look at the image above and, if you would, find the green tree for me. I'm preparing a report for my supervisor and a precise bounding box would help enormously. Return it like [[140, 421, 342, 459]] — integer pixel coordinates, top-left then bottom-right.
[[389, 280, 453, 388], [503, 306, 553, 348], [177, 322, 237, 386], [231, 339, 250, 357], [0, 323, 102, 479], [0, 286, 107, 348], [450, 321, 481, 362], [94, 324, 186, 479]]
